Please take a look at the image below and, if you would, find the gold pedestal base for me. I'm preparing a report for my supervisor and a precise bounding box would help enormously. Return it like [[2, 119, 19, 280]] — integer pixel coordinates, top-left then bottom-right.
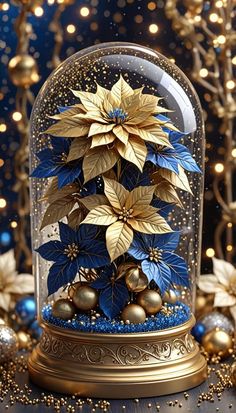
[[28, 315, 207, 398]]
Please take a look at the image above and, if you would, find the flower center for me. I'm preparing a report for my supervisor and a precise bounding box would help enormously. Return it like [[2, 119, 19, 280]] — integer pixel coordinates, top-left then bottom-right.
[[149, 247, 162, 262], [118, 207, 133, 222], [64, 243, 79, 260], [108, 108, 128, 124]]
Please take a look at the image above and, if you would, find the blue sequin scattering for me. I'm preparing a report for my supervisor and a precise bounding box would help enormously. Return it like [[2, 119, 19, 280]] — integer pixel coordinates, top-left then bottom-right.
[[42, 302, 191, 333]]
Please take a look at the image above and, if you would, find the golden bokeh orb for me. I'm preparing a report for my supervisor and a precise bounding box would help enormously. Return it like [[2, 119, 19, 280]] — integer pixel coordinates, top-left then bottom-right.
[[8, 55, 39, 87]]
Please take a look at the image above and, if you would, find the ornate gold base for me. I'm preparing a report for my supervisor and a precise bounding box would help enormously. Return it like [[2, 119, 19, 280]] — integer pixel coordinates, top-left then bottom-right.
[[28, 314, 207, 398]]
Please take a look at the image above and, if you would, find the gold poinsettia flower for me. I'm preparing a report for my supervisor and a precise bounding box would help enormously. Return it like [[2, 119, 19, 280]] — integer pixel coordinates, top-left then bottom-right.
[[198, 257, 236, 323], [0, 250, 34, 312], [45, 75, 176, 182], [81, 177, 172, 261]]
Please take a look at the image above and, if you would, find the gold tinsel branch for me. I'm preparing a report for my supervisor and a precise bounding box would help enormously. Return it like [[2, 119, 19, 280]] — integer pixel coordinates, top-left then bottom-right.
[[8, 1, 41, 270], [165, 0, 236, 261]]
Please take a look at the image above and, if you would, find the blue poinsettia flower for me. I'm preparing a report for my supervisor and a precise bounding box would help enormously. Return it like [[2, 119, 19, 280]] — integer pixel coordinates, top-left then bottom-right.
[[147, 115, 201, 174], [31, 138, 82, 189], [128, 232, 189, 294], [36, 222, 110, 296], [92, 265, 129, 319]]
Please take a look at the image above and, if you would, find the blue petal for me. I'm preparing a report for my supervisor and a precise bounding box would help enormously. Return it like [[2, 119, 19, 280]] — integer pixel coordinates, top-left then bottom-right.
[[152, 199, 173, 219], [162, 251, 189, 287], [57, 162, 82, 189], [92, 266, 114, 289], [77, 224, 98, 244], [141, 259, 171, 293], [36, 241, 66, 262], [128, 233, 149, 260], [58, 222, 77, 245], [120, 162, 150, 191], [98, 280, 129, 319], [51, 137, 70, 155], [31, 160, 62, 178], [36, 148, 52, 161], [78, 240, 110, 268], [166, 129, 187, 143], [174, 143, 201, 173], [156, 114, 170, 123], [58, 106, 72, 113], [151, 232, 180, 251], [47, 260, 78, 296]]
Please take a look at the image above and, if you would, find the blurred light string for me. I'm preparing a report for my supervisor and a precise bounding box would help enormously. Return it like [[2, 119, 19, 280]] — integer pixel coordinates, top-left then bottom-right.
[[165, 0, 236, 261], [8, 1, 40, 270]]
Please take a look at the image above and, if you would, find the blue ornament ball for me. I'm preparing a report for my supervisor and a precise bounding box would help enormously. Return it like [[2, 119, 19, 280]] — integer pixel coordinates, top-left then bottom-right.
[[29, 319, 42, 339], [191, 322, 206, 343], [15, 296, 36, 326]]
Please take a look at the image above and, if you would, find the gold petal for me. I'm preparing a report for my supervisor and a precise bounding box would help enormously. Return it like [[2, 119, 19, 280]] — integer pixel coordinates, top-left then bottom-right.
[[45, 181, 78, 204], [74, 112, 108, 124], [113, 125, 129, 145], [111, 75, 134, 102], [139, 94, 159, 112], [79, 194, 109, 210], [68, 208, 84, 230], [95, 82, 109, 99], [129, 211, 172, 234], [106, 221, 133, 261], [137, 127, 173, 148], [159, 166, 193, 194], [127, 111, 151, 125], [81, 205, 117, 226], [103, 177, 129, 210], [154, 180, 183, 208], [66, 137, 91, 162], [50, 104, 85, 120], [125, 185, 156, 211], [40, 196, 76, 230], [91, 132, 116, 148], [45, 118, 89, 138], [88, 122, 114, 137], [71, 90, 102, 112], [116, 135, 147, 172], [103, 95, 115, 114], [83, 147, 118, 182]]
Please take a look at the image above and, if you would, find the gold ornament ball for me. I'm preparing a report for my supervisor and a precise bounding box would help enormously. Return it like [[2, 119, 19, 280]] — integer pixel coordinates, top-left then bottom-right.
[[17, 331, 31, 350], [52, 299, 76, 320], [202, 328, 233, 358], [125, 267, 149, 292], [137, 289, 162, 315], [0, 326, 18, 363], [8, 55, 39, 87], [195, 295, 207, 312], [68, 281, 87, 299], [72, 285, 98, 311], [231, 361, 236, 386], [162, 289, 178, 304], [121, 304, 146, 324]]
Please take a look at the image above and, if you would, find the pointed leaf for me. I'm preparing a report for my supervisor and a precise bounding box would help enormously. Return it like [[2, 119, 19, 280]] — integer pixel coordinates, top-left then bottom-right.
[[103, 177, 128, 210], [155, 180, 183, 208], [116, 135, 147, 171], [79, 194, 109, 210], [130, 210, 172, 234], [40, 196, 76, 229], [71, 90, 102, 112], [163, 251, 189, 287], [67, 208, 84, 230], [113, 125, 129, 145], [125, 185, 156, 211], [50, 104, 85, 120], [47, 261, 78, 296], [111, 75, 133, 101], [82, 205, 117, 226], [141, 259, 171, 294], [99, 281, 129, 319], [106, 221, 133, 261], [91, 132, 115, 148], [159, 166, 193, 194], [88, 122, 114, 137], [83, 147, 118, 182], [45, 118, 89, 138], [66, 138, 91, 162]]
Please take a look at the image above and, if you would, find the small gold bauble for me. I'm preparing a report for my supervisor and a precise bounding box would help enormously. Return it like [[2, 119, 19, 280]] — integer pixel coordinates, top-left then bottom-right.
[[231, 361, 236, 386], [195, 295, 207, 312], [125, 267, 149, 292], [121, 304, 146, 324], [17, 331, 31, 350], [12, 0, 43, 12], [137, 289, 162, 315], [68, 281, 87, 299], [8, 54, 39, 87], [0, 326, 18, 363], [72, 285, 98, 311], [52, 299, 76, 320], [162, 289, 178, 304], [202, 328, 233, 358]]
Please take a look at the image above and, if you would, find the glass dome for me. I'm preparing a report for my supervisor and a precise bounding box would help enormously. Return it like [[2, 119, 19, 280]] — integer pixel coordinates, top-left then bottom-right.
[[30, 42, 205, 334]]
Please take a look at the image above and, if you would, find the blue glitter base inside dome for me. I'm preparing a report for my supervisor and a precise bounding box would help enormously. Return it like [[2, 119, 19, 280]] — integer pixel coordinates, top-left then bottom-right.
[[42, 302, 191, 333]]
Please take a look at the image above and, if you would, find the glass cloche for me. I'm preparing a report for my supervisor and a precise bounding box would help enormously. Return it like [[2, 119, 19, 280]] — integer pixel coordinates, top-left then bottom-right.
[[29, 42, 206, 397]]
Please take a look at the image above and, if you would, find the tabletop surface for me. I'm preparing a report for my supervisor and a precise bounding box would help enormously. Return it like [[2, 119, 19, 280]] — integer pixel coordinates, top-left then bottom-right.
[[1, 360, 235, 413]]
